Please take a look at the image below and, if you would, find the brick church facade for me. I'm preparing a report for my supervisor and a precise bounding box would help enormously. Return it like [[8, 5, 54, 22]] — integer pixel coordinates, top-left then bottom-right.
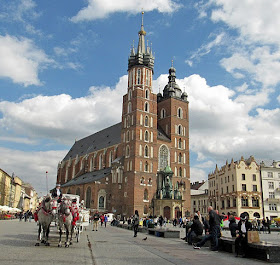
[[57, 15, 191, 219]]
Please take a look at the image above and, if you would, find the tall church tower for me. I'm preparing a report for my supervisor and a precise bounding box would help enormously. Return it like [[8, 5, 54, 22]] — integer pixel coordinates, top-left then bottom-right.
[[157, 63, 190, 217], [121, 13, 158, 217]]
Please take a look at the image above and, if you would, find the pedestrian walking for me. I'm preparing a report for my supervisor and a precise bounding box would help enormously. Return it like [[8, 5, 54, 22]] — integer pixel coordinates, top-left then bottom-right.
[[104, 215, 108, 227], [132, 210, 139, 237], [92, 211, 100, 231], [266, 217, 271, 234], [193, 206, 221, 251]]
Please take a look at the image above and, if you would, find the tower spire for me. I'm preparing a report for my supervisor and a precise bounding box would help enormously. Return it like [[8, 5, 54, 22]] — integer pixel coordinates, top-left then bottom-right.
[[137, 11, 146, 54]]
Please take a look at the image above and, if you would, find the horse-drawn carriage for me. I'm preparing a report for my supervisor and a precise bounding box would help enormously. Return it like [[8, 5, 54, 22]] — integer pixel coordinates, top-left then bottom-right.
[[35, 193, 90, 247]]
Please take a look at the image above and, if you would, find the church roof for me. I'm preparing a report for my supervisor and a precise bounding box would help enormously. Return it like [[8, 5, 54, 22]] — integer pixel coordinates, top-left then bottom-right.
[[61, 167, 112, 187], [63, 122, 122, 161], [157, 125, 171, 142]]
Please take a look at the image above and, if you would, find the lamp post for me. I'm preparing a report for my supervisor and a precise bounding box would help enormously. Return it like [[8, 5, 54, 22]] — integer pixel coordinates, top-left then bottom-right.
[[46, 171, 49, 194]]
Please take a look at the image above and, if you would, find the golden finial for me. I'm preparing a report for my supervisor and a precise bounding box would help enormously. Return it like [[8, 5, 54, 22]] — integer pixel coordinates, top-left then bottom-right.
[[142, 11, 144, 26]]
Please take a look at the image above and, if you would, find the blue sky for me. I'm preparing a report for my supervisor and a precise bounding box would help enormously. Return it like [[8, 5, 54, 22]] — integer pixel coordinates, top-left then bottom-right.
[[0, 0, 280, 196]]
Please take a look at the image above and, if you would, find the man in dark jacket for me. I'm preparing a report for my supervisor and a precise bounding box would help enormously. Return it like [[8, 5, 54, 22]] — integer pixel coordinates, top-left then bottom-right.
[[235, 213, 252, 257], [193, 206, 221, 251], [51, 183, 63, 203], [187, 215, 203, 245]]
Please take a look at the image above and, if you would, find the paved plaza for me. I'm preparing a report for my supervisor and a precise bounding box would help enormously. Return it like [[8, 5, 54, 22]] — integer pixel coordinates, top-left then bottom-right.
[[0, 220, 279, 265]]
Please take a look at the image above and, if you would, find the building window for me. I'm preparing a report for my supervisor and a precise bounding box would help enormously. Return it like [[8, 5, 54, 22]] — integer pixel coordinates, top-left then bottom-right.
[[178, 125, 182, 135], [126, 145, 130, 157], [227, 199, 230, 208], [137, 68, 141, 84], [222, 200, 225, 209], [268, 182, 274, 189], [242, 174, 245, 180], [99, 154, 103, 170], [144, 115, 149, 127], [179, 167, 182, 177], [144, 131, 149, 142], [148, 178, 152, 185], [252, 197, 259, 207], [126, 131, 130, 142], [144, 102, 149, 112], [178, 153, 182, 163], [269, 204, 277, 211], [225, 176, 227, 183], [99, 196, 105, 208], [128, 89, 132, 100], [144, 145, 149, 157], [159, 145, 169, 171], [144, 161, 149, 172], [109, 151, 113, 167], [269, 192, 275, 199], [233, 198, 236, 207], [267, 172, 273, 178], [144, 189, 148, 201], [145, 89, 149, 99], [86, 187, 91, 209], [177, 107, 183, 118], [146, 69, 149, 86], [232, 174, 234, 181], [140, 161, 142, 171], [242, 184, 247, 191], [140, 177, 145, 184], [252, 174, 256, 181], [127, 102, 132, 113], [241, 197, 248, 207], [253, 185, 257, 192], [178, 138, 182, 149], [161, 108, 166, 119]]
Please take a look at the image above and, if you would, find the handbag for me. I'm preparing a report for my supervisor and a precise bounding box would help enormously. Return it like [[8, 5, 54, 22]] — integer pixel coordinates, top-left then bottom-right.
[[247, 231, 260, 243]]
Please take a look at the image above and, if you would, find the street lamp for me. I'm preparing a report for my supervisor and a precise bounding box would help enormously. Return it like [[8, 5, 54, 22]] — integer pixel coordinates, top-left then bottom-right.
[[46, 171, 49, 194]]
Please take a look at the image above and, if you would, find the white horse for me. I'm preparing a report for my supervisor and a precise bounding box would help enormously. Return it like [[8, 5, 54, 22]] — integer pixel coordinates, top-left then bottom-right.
[[58, 199, 73, 247], [35, 196, 56, 246]]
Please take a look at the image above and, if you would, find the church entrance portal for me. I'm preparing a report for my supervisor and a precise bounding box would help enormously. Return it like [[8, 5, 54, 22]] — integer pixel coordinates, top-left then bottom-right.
[[164, 206, 170, 220]]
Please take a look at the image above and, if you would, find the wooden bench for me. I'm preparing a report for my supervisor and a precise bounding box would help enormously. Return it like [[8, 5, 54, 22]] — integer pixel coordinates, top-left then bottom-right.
[[218, 237, 280, 263], [148, 228, 180, 238]]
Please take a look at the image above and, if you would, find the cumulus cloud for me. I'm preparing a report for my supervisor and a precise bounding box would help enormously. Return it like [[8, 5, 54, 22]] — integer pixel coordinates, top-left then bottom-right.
[[0, 75, 127, 144], [207, 0, 280, 88], [0, 35, 52, 86], [0, 147, 66, 195], [71, 0, 180, 22]]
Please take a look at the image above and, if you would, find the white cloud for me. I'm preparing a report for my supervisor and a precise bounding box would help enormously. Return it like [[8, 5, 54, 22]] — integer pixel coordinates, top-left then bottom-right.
[[0, 147, 66, 195], [211, 0, 280, 45], [71, 0, 180, 22], [190, 167, 207, 182], [0, 35, 52, 86], [0, 75, 127, 144], [204, 1, 280, 88], [186, 32, 226, 66]]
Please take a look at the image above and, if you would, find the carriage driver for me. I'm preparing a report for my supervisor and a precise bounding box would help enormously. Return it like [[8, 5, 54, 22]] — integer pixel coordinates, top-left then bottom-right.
[[51, 183, 63, 203]]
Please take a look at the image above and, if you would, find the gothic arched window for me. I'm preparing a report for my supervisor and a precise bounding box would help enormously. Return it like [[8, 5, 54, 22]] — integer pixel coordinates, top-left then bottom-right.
[[86, 187, 91, 208], [144, 131, 149, 142], [126, 145, 130, 157], [159, 145, 169, 171], [178, 107, 183, 118], [137, 68, 141, 84], [99, 196, 104, 208], [144, 145, 149, 157], [144, 115, 149, 127], [145, 89, 149, 99], [144, 189, 148, 200], [144, 102, 149, 112], [76, 187, 81, 196], [145, 161, 149, 172], [161, 108, 166, 119]]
